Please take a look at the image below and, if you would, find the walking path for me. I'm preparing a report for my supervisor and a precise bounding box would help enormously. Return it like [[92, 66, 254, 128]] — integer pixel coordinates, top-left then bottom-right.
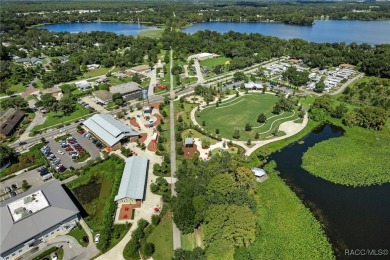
[[193, 59, 205, 84], [169, 48, 182, 250]]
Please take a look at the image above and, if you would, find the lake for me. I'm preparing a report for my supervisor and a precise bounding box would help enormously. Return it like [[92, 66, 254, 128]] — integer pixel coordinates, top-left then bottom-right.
[[270, 124, 390, 258], [182, 20, 390, 44], [39, 22, 157, 36]]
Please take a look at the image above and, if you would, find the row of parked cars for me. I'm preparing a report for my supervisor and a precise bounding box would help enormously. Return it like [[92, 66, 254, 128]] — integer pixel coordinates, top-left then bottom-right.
[[59, 136, 87, 160], [78, 100, 95, 111], [40, 146, 66, 173], [79, 131, 104, 149]]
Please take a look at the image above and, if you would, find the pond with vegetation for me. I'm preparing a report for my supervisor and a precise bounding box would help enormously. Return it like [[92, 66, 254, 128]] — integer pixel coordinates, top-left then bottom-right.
[[270, 124, 390, 257]]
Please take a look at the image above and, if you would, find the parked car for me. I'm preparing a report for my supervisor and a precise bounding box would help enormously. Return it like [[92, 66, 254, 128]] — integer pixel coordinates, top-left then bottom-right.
[[65, 147, 74, 151], [94, 234, 100, 244], [19, 141, 27, 146], [10, 191, 17, 197], [69, 166, 75, 171], [11, 184, 18, 190], [4, 187, 11, 193], [58, 150, 65, 155]]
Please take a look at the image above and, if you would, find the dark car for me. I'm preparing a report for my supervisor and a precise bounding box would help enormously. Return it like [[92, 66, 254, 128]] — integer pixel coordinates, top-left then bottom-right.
[[19, 141, 27, 146], [10, 191, 17, 197], [69, 166, 75, 171], [11, 184, 18, 190]]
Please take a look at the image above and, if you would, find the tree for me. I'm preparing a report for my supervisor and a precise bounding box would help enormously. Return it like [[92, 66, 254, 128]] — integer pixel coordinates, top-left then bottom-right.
[[22, 180, 29, 190], [207, 174, 236, 196], [257, 113, 267, 123], [178, 115, 183, 122], [245, 123, 252, 131], [0, 145, 16, 167], [132, 73, 142, 84], [151, 215, 161, 225], [1, 96, 28, 110], [247, 139, 251, 145], [141, 243, 155, 258], [314, 80, 326, 93], [233, 71, 246, 82], [233, 129, 240, 139], [236, 167, 256, 191], [272, 104, 281, 114], [254, 132, 259, 139], [332, 103, 348, 119], [202, 120, 206, 127], [201, 138, 211, 148], [313, 95, 333, 113], [204, 205, 256, 247], [215, 128, 220, 134]]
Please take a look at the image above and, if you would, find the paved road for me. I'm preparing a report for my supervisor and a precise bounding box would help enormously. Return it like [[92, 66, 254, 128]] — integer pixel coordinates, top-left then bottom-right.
[[147, 66, 157, 96], [193, 59, 205, 84], [330, 73, 364, 95], [169, 48, 182, 250]]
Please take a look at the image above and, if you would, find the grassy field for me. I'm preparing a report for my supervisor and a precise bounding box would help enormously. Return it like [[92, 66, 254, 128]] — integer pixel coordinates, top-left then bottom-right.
[[197, 94, 299, 140], [180, 232, 197, 251], [181, 129, 217, 145], [78, 67, 112, 79], [138, 29, 164, 38], [199, 57, 230, 69], [9, 83, 26, 93], [147, 210, 174, 259], [302, 120, 390, 186], [32, 104, 91, 131], [243, 162, 335, 259]]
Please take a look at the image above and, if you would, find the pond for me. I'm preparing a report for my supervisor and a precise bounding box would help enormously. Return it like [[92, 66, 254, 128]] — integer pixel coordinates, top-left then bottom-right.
[[269, 124, 390, 258], [182, 20, 390, 45], [39, 22, 157, 36]]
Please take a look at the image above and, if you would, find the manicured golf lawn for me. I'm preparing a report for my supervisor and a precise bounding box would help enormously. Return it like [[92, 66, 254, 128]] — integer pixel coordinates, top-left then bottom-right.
[[197, 94, 299, 140]]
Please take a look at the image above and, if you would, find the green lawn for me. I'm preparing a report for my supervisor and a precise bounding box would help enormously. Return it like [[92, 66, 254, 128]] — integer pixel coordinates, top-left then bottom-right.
[[180, 232, 197, 251], [147, 211, 174, 260], [302, 120, 390, 186], [68, 224, 88, 247], [32, 104, 91, 131], [243, 162, 335, 259], [181, 129, 217, 145], [200, 57, 230, 68], [33, 247, 64, 260], [197, 94, 299, 140], [78, 67, 112, 79], [9, 83, 26, 93], [109, 76, 134, 86], [138, 29, 164, 38]]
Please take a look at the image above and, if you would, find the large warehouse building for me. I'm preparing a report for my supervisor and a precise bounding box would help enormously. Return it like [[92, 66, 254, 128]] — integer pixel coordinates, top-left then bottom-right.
[[83, 114, 139, 150], [0, 180, 80, 260]]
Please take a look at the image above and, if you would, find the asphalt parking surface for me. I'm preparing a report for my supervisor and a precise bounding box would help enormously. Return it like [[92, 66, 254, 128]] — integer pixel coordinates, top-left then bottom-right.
[[47, 134, 101, 170]]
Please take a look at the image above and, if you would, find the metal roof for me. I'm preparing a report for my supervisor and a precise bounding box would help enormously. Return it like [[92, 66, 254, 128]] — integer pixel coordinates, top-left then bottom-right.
[[109, 82, 141, 95], [244, 82, 263, 89], [83, 114, 139, 147], [251, 168, 267, 177], [0, 180, 79, 255], [114, 156, 148, 201], [184, 138, 193, 146]]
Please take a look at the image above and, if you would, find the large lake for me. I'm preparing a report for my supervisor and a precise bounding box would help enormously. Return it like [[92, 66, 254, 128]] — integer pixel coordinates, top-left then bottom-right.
[[39, 22, 157, 36], [182, 20, 390, 44]]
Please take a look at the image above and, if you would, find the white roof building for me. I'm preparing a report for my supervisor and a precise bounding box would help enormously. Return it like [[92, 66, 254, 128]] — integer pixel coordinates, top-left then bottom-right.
[[75, 80, 91, 90], [83, 114, 139, 147], [244, 82, 263, 89], [251, 168, 267, 178], [114, 156, 149, 201]]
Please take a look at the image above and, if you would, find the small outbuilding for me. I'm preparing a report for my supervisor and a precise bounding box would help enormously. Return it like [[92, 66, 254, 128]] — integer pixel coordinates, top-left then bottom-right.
[[251, 168, 268, 182], [184, 138, 194, 147]]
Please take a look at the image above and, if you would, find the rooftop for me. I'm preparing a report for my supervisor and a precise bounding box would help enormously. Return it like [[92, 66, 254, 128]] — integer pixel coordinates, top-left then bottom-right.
[[93, 90, 112, 101], [83, 114, 139, 147], [7, 190, 50, 222], [110, 82, 142, 95], [115, 156, 148, 201], [1, 180, 79, 254]]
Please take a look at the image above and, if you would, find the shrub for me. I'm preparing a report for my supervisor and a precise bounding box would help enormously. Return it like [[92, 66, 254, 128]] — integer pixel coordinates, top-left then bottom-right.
[[152, 215, 161, 225], [142, 243, 155, 258]]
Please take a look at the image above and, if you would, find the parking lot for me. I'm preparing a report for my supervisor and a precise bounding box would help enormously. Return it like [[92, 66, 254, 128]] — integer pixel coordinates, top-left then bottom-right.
[[46, 133, 101, 170], [0, 169, 49, 201]]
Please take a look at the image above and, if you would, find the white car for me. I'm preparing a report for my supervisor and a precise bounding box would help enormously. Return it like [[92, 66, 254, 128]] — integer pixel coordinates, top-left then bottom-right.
[[59, 129, 65, 133], [51, 253, 58, 260], [58, 150, 64, 155], [94, 233, 100, 244]]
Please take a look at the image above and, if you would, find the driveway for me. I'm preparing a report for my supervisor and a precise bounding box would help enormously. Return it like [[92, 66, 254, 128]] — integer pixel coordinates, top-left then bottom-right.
[[81, 96, 108, 113], [193, 59, 205, 84], [25, 234, 99, 260]]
